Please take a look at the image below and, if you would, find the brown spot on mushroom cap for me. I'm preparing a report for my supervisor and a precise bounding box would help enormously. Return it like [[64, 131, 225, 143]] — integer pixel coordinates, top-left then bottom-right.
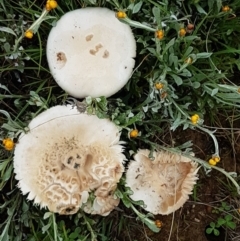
[[102, 50, 109, 58], [126, 149, 199, 215], [86, 34, 93, 41], [55, 52, 67, 69]]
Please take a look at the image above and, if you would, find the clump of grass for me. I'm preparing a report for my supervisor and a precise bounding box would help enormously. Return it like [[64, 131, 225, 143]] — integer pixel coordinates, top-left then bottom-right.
[[1, 0, 240, 240]]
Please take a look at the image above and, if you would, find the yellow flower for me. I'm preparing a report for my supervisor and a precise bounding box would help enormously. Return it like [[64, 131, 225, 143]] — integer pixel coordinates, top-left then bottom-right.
[[155, 83, 164, 90], [155, 220, 163, 228], [190, 114, 199, 124], [3, 138, 15, 151], [209, 158, 217, 166], [155, 30, 164, 40], [179, 28, 186, 37], [222, 6, 230, 12], [24, 30, 33, 39], [130, 129, 139, 138], [116, 11, 127, 19], [46, 0, 58, 11], [213, 156, 220, 163]]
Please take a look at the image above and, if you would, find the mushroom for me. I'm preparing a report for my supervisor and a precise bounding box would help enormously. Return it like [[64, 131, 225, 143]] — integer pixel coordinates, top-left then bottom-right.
[[125, 149, 199, 215], [13, 105, 125, 215], [47, 7, 136, 98]]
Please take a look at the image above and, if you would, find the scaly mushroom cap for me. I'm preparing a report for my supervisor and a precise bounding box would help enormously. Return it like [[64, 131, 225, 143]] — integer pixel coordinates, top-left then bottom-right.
[[14, 105, 125, 215], [47, 7, 136, 98], [126, 149, 199, 215]]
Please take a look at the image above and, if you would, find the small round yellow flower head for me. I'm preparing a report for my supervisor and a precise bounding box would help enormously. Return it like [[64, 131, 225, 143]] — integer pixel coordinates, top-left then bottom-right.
[[116, 11, 127, 19], [222, 6, 230, 12], [155, 83, 164, 90], [24, 30, 33, 39], [130, 129, 139, 138], [209, 158, 217, 166], [185, 57, 193, 64], [3, 138, 15, 151], [155, 220, 163, 228], [155, 30, 164, 40], [179, 28, 186, 37], [213, 156, 220, 163], [46, 0, 58, 11], [190, 114, 199, 125]]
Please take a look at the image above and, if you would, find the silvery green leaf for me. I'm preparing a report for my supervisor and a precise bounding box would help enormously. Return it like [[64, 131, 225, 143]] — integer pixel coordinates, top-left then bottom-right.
[[43, 212, 52, 220], [169, 73, 182, 85], [192, 82, 201, 89], [85, 96, 92, 105], [142, 105, 149, 112], [211, 88, 218, 96], [0, 26, 16, 36], [133, 1, 143, 14], [0, 37, 6, 42], [196, 52, 212, 58]]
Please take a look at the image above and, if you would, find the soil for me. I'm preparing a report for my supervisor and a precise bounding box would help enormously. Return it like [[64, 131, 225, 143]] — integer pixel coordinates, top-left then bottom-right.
[[119, 125, 240, 241]]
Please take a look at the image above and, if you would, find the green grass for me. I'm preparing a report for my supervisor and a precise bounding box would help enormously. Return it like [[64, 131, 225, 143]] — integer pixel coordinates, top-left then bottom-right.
[[1, 0, 240, 240]]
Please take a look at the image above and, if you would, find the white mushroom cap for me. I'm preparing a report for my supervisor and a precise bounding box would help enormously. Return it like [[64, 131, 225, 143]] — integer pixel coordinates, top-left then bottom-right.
[[13, 105, 125, 215], [126, 149, 199, 215], [47, 7, 136, 98]]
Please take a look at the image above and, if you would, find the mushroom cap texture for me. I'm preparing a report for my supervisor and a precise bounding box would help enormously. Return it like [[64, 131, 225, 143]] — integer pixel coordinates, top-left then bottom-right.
[[13, 105, 125, 215], [47, 7, 136, 98], [126, 149, 199, 215]]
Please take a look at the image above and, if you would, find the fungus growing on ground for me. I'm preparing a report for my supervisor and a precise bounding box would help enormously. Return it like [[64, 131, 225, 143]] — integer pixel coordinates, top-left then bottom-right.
[[126, 149, 199, 215], [13, 105, 125, 215], [47, 7, 136, 98]]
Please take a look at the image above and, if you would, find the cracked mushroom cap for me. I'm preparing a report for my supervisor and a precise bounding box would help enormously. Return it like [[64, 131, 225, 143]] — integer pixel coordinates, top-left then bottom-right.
[[126, 149, 199, 215], [13, 105, 125, 215], [47, 7, 136, 98]]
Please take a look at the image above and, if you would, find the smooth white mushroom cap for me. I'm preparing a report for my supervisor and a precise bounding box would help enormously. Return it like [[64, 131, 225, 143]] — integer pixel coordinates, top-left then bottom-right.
[[14, 105, 125, 215], [47, 7, 136, 98], [126, 149, 199, 215]]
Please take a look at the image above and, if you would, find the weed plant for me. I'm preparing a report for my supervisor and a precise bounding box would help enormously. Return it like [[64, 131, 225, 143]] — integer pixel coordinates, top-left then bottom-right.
[[1, 0, 240, 240]]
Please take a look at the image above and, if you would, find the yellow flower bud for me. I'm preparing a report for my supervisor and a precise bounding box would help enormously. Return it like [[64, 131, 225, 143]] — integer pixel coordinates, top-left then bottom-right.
[[3, 138, 15, 151], [155, 30, 164, 40], [46, 0, 58, 11], [130, 129, 139, 138], [24, 30, 33, 39], [155, 83, 164, 90], [46, 2, 51, 11], [155, 220, 163, 228], [179, 28, 186, 37], [222, 6, 230, 12], [116, 11, 127, 19], [190, 114, 199, 124], [213, 156, 220, 163], [209, 159, 217, 166]]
